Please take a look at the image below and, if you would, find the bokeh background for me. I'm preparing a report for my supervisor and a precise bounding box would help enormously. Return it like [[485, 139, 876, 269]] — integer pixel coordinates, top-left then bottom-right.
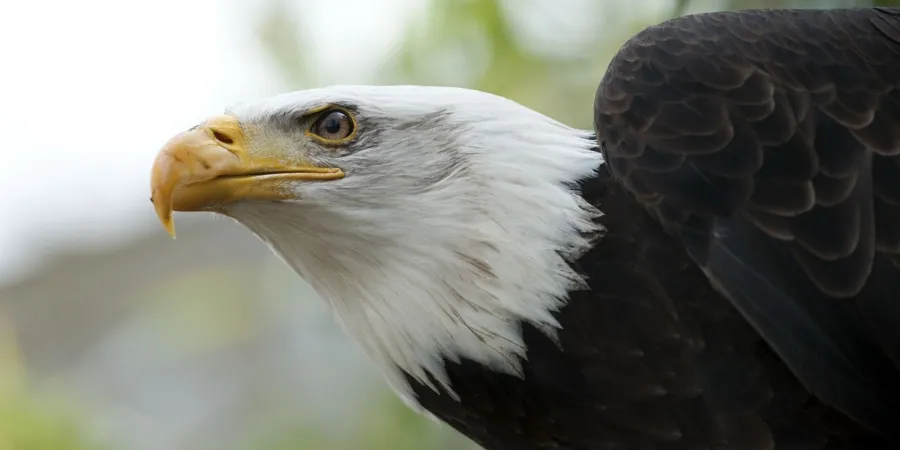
[[1, 0, 898, 449]]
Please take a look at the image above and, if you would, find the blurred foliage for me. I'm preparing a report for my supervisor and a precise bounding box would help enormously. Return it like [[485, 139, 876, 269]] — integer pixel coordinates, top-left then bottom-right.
[[0, 312, 108, 450], [253, 391, 473, 450], [256, 0, 313, 89], [386, 0, 629, 128], [138, 265, 265, 358]]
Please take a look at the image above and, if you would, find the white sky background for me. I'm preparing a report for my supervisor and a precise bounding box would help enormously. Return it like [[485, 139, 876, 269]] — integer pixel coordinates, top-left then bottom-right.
[[0, 0, 424, 282]]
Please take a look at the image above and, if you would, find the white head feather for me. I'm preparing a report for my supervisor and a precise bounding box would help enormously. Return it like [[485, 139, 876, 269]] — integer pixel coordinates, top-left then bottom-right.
[[222, 85, 605, 407]]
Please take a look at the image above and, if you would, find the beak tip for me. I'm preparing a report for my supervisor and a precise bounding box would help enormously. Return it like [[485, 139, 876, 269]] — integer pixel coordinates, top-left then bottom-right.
[[161, 216, 177, 239], [151, 197, 177, 239]]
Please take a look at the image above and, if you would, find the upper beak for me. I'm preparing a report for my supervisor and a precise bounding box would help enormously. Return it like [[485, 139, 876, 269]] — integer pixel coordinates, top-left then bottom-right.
[[149, 115, 344, 238]]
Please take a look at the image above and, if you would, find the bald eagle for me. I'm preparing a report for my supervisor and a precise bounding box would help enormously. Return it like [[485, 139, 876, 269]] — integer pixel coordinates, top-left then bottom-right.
[[150, 8, 900, 450]]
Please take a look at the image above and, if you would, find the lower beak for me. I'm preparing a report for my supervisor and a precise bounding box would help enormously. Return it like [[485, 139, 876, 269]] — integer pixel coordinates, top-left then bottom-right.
[[149, 115, 344, 237]]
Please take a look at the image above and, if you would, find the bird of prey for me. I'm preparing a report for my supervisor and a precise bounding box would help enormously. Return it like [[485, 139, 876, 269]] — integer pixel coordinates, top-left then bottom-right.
[[149, 7, 900, 450]]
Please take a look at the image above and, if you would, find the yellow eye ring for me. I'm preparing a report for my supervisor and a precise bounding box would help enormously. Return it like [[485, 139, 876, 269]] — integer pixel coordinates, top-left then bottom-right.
[[306, 107, 358, 145]]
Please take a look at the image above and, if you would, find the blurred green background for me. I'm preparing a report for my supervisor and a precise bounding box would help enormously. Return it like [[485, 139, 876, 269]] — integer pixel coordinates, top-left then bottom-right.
[[1, 0, 898, 449]]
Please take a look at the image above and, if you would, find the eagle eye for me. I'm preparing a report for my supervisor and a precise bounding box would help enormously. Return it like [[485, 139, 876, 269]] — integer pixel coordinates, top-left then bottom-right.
[[310, 109, 355, 143]]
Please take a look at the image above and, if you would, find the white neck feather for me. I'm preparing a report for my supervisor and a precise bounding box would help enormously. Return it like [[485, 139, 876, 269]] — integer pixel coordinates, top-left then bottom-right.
[[227, 89, 605, 407]]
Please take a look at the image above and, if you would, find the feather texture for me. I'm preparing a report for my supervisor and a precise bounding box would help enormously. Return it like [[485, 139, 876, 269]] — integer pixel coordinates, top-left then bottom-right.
[[595, 7, 900, 441]]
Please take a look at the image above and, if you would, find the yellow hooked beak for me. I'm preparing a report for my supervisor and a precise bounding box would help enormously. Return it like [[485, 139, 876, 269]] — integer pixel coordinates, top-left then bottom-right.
[[149, 115, 344, 238]]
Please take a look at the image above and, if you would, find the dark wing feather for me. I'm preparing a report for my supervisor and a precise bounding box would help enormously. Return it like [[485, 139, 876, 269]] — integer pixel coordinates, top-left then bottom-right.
[[413, 170, 895, 449], [595, 8, 900, 439]]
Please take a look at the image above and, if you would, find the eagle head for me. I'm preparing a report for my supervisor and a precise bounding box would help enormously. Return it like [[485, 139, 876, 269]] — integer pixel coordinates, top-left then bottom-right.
[[149, 85, 604, 403]]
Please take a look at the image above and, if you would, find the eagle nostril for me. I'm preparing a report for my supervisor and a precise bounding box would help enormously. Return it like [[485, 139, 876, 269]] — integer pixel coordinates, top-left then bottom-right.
[[211, 129, 234, 145]]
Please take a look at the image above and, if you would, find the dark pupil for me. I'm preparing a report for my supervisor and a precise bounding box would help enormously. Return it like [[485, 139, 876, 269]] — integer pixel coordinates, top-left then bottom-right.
[[324, 114, 343, 134]]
